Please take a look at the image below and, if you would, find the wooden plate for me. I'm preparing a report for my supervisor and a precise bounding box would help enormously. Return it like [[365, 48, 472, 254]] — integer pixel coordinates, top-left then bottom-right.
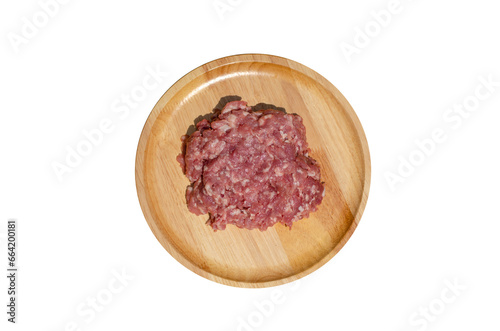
[[135, 54, 370, 288]]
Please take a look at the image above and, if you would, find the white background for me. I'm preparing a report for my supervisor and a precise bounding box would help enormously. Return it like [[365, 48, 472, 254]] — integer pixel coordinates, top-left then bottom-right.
[[1, 0, 499, 330]]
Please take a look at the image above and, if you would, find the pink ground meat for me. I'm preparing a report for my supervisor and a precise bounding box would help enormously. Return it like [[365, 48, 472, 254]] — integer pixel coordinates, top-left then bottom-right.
[[177, 100, 325, 231]]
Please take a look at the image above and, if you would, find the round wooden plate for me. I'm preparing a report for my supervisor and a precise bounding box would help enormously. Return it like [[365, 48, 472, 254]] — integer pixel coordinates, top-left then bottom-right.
[[135, 54, 370, 288]]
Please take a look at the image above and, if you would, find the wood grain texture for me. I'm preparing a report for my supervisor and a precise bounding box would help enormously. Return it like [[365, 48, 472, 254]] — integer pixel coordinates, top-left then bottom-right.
[[135, 54, 371, 288]]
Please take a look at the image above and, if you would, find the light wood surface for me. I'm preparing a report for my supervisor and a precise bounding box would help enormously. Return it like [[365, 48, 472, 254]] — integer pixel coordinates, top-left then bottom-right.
[[135, 54, 371, 288]]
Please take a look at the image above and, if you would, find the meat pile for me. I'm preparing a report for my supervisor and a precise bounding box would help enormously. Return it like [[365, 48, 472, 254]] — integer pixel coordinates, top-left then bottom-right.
[[177, 100, 325, 231]]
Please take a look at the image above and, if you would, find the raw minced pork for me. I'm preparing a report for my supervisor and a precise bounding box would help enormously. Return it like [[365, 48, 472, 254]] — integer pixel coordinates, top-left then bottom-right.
[[177, 100, 325, 231]]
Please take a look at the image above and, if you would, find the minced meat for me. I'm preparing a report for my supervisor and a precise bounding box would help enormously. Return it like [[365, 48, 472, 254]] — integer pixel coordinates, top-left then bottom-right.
[[177, 100, 325, 231]]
